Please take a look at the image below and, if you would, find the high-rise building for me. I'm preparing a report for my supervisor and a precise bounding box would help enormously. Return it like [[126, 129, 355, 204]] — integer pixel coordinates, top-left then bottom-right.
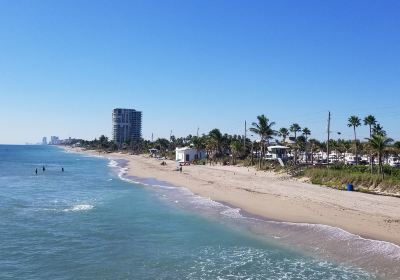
[[112, 108, 142, 145], [50, 136, 60, 145], [42, 137, 47, 145]]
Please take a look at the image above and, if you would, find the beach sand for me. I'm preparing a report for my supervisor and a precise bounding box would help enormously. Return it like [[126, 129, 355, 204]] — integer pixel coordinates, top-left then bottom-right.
[[69, 147, 400, 245]]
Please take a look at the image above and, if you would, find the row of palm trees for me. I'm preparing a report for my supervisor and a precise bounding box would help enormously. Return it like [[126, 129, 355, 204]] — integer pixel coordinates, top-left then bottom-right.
[[79, 113, 398, 179], [245, 114, 396, 179], [347, 114, 393, 178]]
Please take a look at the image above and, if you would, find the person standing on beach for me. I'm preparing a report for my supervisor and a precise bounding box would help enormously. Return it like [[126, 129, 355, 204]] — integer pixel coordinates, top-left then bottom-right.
[[179, 166, 182, 173], [35, 168, 38, 175], [62, 167, 64, 172], [42, 165, 45, 172]]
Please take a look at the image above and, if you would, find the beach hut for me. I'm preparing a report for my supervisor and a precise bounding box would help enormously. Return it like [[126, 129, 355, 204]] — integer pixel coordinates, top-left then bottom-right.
[[267, 145, 290, 160], [175, 147, 206, 163]]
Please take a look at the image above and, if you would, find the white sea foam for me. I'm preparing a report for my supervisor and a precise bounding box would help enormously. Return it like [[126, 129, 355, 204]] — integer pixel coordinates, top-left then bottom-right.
[[220, 208, 243, 219], [109, 159, 178, 191], [152, 184, 177, 190], [63, 204, 94, 212], [103, 153, 400, 275], [189, 196, 222, 208], [265, 220, 400, 259], [107, 159, 131, 182], [108, 159, 119, 168]]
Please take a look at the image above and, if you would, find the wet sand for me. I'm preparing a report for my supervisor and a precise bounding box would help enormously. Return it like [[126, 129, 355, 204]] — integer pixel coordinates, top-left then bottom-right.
[[67, 147, 400, 246]]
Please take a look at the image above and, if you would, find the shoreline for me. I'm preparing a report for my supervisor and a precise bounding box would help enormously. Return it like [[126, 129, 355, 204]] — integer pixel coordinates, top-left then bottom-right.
[[64, 146, 400, 246]]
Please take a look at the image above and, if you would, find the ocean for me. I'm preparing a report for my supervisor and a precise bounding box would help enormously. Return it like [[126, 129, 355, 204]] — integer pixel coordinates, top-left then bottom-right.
[[0, 145, 398, 279]]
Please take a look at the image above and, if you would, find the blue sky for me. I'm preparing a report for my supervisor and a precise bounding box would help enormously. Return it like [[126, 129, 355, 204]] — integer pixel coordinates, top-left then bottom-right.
[[1, 0, 399, 144]]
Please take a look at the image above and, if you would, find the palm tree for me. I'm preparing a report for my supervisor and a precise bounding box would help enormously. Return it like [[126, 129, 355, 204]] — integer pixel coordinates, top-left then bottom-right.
[[394, 141, 400, 154], [363, 115, 376, 137], [302, 127, 311, 140], [363, 115, 377, 173], [373, 123, 386, 136], [230, 140, 243, 165], [191, 136, 205, 161], [347, 116, 361, 165], [308, 138, 320, 165], [250, 115, 276, 168], [205, 136, 218, 165], [290, 123, 301, 164], [279, 127, 289, 144], [290, 123, 301, 139], [154, 138, 170, 155], [367, 134, 393, 179], [208, 129, 223, 156], [302, 127, 311, 163]]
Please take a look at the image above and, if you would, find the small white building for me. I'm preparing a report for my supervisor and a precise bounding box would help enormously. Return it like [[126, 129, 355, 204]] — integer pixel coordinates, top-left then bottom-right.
[[176, 147, 206, 163], [267, 145, 290, 160], [387, 156, 400, 167]]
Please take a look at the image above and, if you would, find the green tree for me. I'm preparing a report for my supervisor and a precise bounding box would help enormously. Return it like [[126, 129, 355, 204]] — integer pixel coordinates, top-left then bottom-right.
[[154, 138, 170, 154], [208, 129, 223, 156], [302, 127, 311, 163], [250, 115, 276, 168], [308, 138, 320, 165], [363, 115, 377, 138], [367, 134, 393, 179], [373, 123, 386, 136], [347, 116, 361, 165], [230, 140, 243, 165], [279, 127, 289, 143], [363, 115, 377, 173], [394, 141, 400, 153], [191, 136, 205, 160], [290, 123, 301, 164]]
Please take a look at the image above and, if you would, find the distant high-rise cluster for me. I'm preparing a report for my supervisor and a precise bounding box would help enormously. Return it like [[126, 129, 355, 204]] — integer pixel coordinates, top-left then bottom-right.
[[50, 136, 61, 145], [42, 137, 47, 145], [112, 108, 142, 145]]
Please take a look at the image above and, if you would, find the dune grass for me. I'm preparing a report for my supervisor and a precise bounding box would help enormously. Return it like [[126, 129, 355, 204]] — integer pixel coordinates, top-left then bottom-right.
[[301, 165, 400, 195]]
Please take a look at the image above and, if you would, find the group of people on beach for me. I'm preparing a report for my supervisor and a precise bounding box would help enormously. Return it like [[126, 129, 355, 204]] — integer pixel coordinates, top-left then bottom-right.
[[35, 166, 64, 175]]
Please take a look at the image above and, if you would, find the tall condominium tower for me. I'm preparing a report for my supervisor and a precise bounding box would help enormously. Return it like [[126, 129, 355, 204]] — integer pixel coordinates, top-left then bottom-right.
[[112, 108, 142, 145]]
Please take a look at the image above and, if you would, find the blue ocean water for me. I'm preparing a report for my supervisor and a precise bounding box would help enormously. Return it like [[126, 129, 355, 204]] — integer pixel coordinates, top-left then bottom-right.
[[0, 145, 390, 279]]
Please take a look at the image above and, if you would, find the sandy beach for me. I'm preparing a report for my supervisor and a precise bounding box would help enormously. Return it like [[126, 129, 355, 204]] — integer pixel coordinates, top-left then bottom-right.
[[69, 147, 400, 246]]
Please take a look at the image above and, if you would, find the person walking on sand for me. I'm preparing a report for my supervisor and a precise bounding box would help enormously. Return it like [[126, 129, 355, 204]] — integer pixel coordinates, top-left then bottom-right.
[[179, 166, 182, 173], [35, 168, 38, 175], [42, 165, 45, 172], [61, 167, 64, 172]]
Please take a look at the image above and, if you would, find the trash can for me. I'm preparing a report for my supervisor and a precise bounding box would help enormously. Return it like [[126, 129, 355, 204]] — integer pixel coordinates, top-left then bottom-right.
[[347, 183, 354, 191]]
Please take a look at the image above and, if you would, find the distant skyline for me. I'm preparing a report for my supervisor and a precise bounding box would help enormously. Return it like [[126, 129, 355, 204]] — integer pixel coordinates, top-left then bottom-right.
[[1, 1, 400, 144]]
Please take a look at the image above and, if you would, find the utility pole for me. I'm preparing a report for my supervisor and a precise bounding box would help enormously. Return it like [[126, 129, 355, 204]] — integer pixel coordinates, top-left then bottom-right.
[[151, 133, 154, 142], [197, 127, 199, 138], [244, 120, 247, 151], [327, 111, 331, 166]]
